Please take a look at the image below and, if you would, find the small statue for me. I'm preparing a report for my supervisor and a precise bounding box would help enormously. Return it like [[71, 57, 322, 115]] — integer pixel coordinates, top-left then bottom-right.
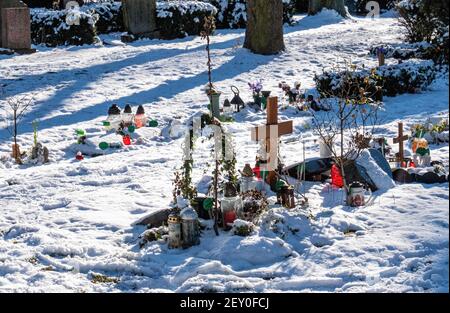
[[412, 138, 431, 167]]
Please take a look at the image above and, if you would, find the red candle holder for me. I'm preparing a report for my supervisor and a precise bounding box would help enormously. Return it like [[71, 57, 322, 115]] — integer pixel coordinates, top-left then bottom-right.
[[123, 135, 131, 146]]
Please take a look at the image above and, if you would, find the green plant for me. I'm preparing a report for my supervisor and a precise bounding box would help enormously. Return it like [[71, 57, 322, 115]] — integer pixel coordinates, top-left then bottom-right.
[[32, 120, 39, 147]]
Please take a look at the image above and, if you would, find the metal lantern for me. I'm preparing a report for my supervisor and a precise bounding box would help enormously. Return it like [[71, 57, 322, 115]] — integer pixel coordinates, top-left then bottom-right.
[[180, 207, 200, 248], [122, 104, 134, 127], [279, 185, 296, 209], [168, 214, 182, 249], [230, 86, 245, 112], [134, 105, 147, 129]]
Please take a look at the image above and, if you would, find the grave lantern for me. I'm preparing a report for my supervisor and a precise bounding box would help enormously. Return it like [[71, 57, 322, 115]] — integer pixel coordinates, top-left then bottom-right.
[[230, 86, 245, 112], [134, 105, 147, 128], [220, 182, 242, 230], [104, 104, 122, 131], [168, 214, 182, 249], [122, 104, 134, 127], [180, 207, 200, 248], [240, 163, 257, 193], [223, 98, 233, 116], [348, 182, 367, 207], [123, 135, 131, 146]]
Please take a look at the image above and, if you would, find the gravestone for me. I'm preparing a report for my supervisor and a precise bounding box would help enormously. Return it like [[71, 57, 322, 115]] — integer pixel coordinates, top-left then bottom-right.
[[0, 0, 33, 52], [122, 0, 158, 39]]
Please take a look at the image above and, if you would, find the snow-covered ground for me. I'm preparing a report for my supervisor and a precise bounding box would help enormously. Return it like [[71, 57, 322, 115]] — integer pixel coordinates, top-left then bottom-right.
[[0, 12, 448, 292]]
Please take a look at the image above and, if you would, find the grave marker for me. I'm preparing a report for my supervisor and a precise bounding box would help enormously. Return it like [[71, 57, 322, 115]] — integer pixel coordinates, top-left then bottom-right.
[[122, 0, 158, 39], [393, 122, 409, 165], [251, 96, 293, 187], [0, 0, 33, 53]]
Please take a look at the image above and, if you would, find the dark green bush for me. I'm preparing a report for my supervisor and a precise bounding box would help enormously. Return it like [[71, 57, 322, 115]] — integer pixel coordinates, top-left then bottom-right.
[[85, 1, 123, 34], [397, 0, 449, 63], [346, 0, 398, 15], [156, 1, 218, 39], [31, 8, 98, 47]]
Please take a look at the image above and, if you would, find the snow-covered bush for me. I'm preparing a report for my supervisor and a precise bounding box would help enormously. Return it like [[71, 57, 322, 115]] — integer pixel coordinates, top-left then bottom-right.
[[315, 59, 436, 98], [157, 0, 218, 39], [84, 0, 123, 34], [397, 0, 449, 63], [232, 219, 255, 237], [31, 8, 98, 46], [346, 0, 398, 15], [369, 42, 436, 61], [22, 0, 56, 8], [204, 0, 295, 29]]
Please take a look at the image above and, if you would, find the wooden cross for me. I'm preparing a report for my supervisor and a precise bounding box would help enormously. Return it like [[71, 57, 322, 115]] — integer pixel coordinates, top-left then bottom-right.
[[251, 96, 293, 187], [393, 122, 409, 164]]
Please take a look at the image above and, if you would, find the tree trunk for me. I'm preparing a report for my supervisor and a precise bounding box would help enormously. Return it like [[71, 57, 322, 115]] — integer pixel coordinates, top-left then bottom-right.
[[244, 0, 285, 55], [308, 0, 347, 17]]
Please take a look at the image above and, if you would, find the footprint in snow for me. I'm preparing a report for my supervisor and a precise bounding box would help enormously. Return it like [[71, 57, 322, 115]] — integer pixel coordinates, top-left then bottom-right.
[[41, 199, 71, 210]]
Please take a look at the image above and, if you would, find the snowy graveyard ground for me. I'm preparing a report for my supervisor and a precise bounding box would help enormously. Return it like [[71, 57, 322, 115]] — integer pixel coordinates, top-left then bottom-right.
[[0, 11, 448, 292]]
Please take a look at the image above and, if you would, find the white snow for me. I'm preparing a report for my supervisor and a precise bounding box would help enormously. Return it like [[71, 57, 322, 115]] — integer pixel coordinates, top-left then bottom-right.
[[0, 13, 448, 292]]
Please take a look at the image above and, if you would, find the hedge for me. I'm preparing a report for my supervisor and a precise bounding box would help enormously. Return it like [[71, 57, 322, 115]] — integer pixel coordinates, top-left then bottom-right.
[[31, 8, 98, 46], [315, 59, 436, 98], [157, 1, 218, 39]]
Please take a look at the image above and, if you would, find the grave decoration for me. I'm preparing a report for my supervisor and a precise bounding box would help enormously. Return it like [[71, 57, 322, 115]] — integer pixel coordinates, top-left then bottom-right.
[[239, 163, 258, 193], [232, 219, 255, 237], [134, 105, 147, 129], [248, 80, 263, 108], [348, 181, 372, 207], [279, 81, 303, 105], [412, 138, 431, 168], [168, 213, 182, 249], [230, 86, 245, 113], [370, 137, 392, 157], [222, 98, 233, 117], [220, 182, 242, 230], [251, 96, 293, 190], [238, 190, 269, 223], [411, 117, 449, 144], [393, 122, 409, 168], [76, 128, 87, 145], [75, 151, 84, 161], [275, 179, 295, 209], [27, 120, 49, 164], [180, 206, 200, 248]]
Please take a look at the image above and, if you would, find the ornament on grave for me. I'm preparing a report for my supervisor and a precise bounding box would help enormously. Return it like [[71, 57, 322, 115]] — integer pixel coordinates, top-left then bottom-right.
[[251, 97, 293, 189], [180, 207, 200, 248], [261, 91, 271, 110], [331, 163, 344, 188], [104, 104, 122, 131], [348, 182, 370, 207], [221, 182, 241, 230], [121, 0, 158, 40], [75, 151, 84, 161], [168, 213, 182, 249], [0, 0, 34, 53], [393, 122, 409, 167], [275, 179, 295, 209], [223, 98, 233, 117], [122, 104, 134, 127], [134, 105, 147, 128], [148, 119, 158, 127], [230, 86, 245, 113], [76, 128, 87, 144], [412, 138, 431, 167], [240, 163, 257, 193], [122, 134, 131, 145]]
